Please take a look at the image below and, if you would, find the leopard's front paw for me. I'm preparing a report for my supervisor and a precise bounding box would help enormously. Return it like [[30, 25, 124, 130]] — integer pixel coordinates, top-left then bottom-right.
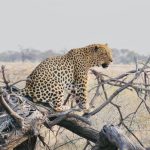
[[83, 103, 90, 113], [78, 102, 90, 113], [54, 105, 70, 112], [83, 108, 90, 114]]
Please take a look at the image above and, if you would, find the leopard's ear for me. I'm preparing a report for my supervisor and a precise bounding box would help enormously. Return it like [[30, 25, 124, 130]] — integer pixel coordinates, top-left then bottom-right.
[[105, 43, 108, 46], [94, 45, 98, 52]]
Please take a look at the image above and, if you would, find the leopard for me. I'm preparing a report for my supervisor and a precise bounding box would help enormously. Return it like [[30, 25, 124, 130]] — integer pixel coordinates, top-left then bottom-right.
[[19, 43, 113, 113]]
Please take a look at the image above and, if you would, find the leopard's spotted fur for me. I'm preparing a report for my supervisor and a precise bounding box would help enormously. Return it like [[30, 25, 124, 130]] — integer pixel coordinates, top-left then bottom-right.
[[20, 44, 113, 112]]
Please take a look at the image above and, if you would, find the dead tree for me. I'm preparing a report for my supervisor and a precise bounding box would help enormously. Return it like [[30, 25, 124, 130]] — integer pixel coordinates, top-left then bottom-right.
[[0, 58, 150, 150]]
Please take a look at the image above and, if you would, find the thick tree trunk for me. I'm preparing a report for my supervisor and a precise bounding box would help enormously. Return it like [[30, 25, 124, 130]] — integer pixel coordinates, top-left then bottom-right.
[[58, 118, 99, 143], [59, 119, 145, 150], [92, 125, 146, 150]]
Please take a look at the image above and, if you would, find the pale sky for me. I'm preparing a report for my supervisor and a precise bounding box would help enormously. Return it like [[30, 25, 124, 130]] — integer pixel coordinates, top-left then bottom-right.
[[0, 0, 150, 54]]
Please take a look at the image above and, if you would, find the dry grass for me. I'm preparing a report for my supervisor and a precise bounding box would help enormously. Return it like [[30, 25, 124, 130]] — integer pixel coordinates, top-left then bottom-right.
[[0, 62, 150, 149]]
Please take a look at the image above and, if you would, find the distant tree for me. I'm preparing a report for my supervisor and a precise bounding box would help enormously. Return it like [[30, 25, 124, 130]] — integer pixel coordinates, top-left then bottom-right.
[[0, 48, 148, 63]]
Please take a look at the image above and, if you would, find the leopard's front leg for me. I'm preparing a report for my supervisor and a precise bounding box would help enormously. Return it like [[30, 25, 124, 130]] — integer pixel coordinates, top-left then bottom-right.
[[75, 78, 90, 113]]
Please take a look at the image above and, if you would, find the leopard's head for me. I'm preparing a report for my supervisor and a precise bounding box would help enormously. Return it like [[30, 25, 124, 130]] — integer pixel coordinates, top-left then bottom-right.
[[89, 43, 113, 68]]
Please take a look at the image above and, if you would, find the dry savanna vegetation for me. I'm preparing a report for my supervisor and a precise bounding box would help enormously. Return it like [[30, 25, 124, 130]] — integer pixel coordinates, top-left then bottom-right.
[[0, 61, 150, 150]]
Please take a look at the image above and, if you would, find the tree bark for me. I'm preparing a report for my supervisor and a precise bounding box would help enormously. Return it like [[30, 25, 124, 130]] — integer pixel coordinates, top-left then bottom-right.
[[59, 119, 146, 150]]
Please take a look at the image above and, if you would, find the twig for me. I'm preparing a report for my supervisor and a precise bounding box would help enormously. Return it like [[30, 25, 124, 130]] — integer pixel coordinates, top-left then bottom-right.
[[1, 65, 10, 90], [83, 140, 91, 150], [87, 57, 150, 117], [53, 137, 83, 150], [10, 78, 31, 87]]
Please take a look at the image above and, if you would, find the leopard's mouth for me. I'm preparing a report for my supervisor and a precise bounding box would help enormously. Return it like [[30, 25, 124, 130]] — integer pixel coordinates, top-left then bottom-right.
[[102, 63, 109, 68]]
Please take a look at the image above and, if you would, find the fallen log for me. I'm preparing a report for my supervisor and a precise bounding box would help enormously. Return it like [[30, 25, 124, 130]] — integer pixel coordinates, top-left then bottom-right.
[[59, 119, 146, 150], [92, 125, 146, 150], [0, 88, 147, 150]]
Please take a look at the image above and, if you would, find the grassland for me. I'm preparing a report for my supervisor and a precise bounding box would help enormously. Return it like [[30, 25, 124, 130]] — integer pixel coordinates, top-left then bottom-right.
[[0, 62, 149, 149]]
